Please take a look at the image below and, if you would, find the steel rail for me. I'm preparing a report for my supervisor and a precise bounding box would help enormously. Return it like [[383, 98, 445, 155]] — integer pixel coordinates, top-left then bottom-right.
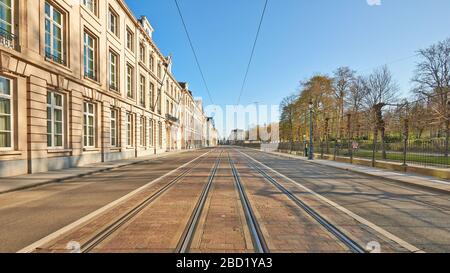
[[237, 149, 366, 253], [176, 150, 223, 253], [81, 150, 217, 253], [228, 153, 269, 253]]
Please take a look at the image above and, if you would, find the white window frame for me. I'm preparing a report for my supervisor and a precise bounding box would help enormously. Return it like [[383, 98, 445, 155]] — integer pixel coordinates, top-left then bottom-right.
[[110, 108, 118, 147], [0, 0, 13, 34], [44, 2, 65, 65], [109, 50, 118, 91], [108, 8, 118, 36], [83, 0, 97, 15], [139, 75, 145, 107], [0, 76, 13, 150], [83, 101, 95, 148], [149, 82, 155, 111], [126, 29, 134, 52], [140, 116, 145, 147], [126, 112, 133, 147], [149, 55, 154, 72], [126, 64, 134, 98], [84, 31, 96, 80], [139, 43, 145, 63], [149, 119, 154, 147], [47, 91, 64, 149]]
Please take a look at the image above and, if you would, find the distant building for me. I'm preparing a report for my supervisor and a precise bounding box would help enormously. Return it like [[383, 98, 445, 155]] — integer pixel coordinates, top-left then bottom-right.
[[229, 129, 245, 144]]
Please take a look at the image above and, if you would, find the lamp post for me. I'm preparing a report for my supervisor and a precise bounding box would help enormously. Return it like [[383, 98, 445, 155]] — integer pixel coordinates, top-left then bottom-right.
[[308, 101, 314, 160]]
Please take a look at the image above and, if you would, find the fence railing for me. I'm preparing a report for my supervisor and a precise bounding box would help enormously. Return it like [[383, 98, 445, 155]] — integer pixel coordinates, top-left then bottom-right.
[[0, 27, 17, 50], [242, 139, 450, 169]]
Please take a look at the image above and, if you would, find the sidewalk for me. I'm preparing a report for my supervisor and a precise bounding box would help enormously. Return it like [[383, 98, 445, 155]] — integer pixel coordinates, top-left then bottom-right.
[[0, 150, 194, 195], [266, 150, 450, 194]]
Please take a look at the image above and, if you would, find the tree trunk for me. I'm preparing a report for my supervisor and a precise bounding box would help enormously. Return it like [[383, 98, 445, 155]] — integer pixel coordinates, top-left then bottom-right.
[[381, 125, 387, 160], [372, 126, 378, 167], [445, 119, 449, 158]]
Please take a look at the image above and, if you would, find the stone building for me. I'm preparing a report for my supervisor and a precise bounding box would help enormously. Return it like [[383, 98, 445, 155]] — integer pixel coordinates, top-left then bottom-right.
[[0, 0, 215, 177]]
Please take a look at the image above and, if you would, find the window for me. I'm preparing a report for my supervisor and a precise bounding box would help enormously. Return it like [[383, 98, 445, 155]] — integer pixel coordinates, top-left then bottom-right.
[[84, 31, 97, 80], [126, 65, 134, 98], [158, 122, 162, 148], [149, 119, 153, 147], [157, 64, 161, 79], [157, 89, 162, 114], [126, 112, 133, 147], [139, 75, 145, 107], [110, 109, 118, 147], [166, 99, 169, 115], [109, 50, 118, 91], [126, 29, 134, 51], [0, 0, 15, 49], [83, 102, 95, 147], [47, 91, 64, 148], [83, 0, 97, 14], [149, 82, 155, 111], [0, 0, 13, 33], [0, 77, 12, 148], [149, 55, 154, 72], [139, 43, 145, 63], [108, 8, 118, 36], [140, 116, 145, 147], [44, 2, 65, 65]]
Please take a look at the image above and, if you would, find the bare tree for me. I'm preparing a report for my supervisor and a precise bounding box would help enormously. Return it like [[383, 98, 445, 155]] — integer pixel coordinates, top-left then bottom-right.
[[333, 67, 355, 139], [412, 38, 450, 157], [364, 66, 398, 164], [346, 76, 368, 138], [279, 94, 298, 151]]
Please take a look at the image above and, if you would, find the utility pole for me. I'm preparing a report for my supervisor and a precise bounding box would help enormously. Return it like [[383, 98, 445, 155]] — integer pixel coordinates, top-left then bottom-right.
[[309, 101, 314, 160]]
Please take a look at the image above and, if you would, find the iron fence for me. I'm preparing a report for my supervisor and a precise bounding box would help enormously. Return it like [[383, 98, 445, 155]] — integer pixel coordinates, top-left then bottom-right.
[[256, 139, 449, 169]]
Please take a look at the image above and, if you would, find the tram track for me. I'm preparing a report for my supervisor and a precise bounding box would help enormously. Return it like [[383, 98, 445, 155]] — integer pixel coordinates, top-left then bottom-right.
[[229, 153, 270, 253], [80, 150, 220, 253], [235, 149, 366, 253], [176, 150, 223, 253]]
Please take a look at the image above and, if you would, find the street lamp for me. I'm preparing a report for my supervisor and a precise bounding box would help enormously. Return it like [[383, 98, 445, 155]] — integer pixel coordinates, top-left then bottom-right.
[[308, 100, 314, 160]]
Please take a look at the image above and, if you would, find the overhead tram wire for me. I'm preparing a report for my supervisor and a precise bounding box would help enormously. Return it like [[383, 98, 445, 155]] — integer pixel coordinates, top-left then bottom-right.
[[236, 0, 269, 106], [174, 0, 215, 105]]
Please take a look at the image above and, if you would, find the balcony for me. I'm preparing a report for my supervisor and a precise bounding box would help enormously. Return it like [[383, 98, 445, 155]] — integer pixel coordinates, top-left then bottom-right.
[[0, 27, 17, 50], [45, 50, 66, 66], [166, 113, 179, 124]]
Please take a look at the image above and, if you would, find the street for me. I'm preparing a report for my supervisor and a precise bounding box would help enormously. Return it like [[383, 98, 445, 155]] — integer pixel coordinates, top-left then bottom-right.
[[1, 147, 449, 253]]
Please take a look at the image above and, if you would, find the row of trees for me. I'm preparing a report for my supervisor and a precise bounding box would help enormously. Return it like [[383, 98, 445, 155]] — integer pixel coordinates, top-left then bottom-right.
[[279, 38, 450, 158]]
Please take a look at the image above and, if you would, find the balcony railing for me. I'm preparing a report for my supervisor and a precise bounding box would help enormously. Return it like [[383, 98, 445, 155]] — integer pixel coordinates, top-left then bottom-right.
[[166, 114, 179, 124], [0, 27, 17, 50], [45, 50, 67, 66]]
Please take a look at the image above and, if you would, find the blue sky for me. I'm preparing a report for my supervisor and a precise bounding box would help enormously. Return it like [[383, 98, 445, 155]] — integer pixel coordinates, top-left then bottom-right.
[[126, 0, 450, 136]]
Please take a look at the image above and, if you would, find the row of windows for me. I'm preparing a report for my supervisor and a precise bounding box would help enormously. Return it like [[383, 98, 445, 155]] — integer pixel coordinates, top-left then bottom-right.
[[1, 1, 180, 116], [0, 1, 169, 86], [0, 75, 164, 150], [84, 102, 163, 149]]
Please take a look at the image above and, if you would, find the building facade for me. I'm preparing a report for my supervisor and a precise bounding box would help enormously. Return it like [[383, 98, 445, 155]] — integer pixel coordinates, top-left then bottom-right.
[[0, 0, 216, 177]]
